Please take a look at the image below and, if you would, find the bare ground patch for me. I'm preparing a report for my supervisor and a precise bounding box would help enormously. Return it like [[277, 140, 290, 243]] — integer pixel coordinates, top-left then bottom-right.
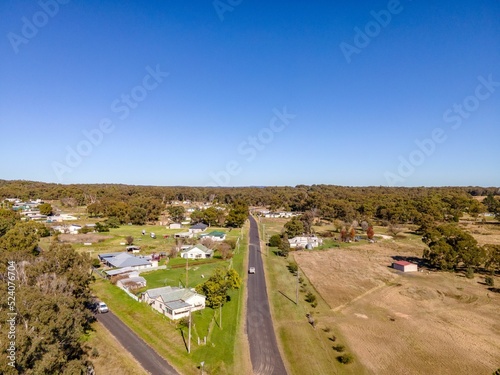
[[295, 244, 500, 375], [58, 233, 112, 244]]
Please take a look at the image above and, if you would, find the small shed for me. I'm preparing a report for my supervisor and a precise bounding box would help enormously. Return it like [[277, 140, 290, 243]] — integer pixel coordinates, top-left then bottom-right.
[[393, 260, 418, 272]]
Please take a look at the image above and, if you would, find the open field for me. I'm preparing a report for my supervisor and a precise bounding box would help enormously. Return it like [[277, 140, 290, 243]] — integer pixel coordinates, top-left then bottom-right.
[[294, 243, 500, 375], [459, 222, 500, 246]]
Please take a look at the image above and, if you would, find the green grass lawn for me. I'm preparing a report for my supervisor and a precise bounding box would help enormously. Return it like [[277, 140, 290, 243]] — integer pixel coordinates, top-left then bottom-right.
[[91, 223, 248, 375], [72, 224, 238, 257], [139, 260, 230, 292]]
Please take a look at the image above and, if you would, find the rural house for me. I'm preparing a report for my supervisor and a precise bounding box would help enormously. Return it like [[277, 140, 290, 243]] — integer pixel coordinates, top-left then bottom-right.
[[180, 244, 214, 259], [199, 230, 226, 242], [98, 252, 158, 270], [189, 223, 208, 233], [142, 286, 205, 320]]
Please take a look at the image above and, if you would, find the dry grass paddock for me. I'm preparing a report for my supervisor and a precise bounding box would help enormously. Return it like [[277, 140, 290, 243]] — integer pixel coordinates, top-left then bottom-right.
[[294, 241, 500, 375]]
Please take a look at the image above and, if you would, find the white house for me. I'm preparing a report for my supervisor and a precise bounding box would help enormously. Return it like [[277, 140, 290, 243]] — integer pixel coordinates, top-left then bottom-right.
[[392, 261, 418, 272], [169, 223, 182, 229], [288, 236, 322, 249], [142, 286, 206, 320], [189, 223, 208, 233], [180, 244, 214, 259], [200, 231, 226, 242]]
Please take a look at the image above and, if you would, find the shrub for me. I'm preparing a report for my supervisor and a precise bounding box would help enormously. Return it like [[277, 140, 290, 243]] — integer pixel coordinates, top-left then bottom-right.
[[126, 235, 134, 245], [105, 216, 121, 228], [332, 344, 345, 352], [322, 327, 331, 333], [337, 354, 354, 364], [311, 301, 318, 308], [287, 261, 298, 274], [91, 347, 99, 358], [79, 226, 93, 234], [91, 258, 101, 268], [305, 292, 316, 303], [269, 234, 281, 247], [95, 222, 109, 232], [329, 335, 337, 342], [466, 267, 474, 279], [485, 276, 494, 287]]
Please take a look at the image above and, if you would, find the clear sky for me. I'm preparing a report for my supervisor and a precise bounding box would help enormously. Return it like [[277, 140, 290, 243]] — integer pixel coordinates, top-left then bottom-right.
[[1, 0, 499, 187]]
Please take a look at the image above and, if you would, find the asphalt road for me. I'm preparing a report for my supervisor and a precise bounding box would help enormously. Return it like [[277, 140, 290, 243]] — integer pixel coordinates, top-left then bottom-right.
[[96, 310, 179, 375], [247, 215, 288, 375]]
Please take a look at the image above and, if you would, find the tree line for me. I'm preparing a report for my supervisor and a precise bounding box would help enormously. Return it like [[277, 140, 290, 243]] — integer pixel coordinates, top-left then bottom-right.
[[1, 180, 499, 227], [0, 210, 95, 374]]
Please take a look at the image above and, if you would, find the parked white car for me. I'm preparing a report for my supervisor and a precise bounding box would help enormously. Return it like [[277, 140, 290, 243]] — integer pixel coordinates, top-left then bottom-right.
[[97, 302, 109, 313], [248, 267, 256, 274]]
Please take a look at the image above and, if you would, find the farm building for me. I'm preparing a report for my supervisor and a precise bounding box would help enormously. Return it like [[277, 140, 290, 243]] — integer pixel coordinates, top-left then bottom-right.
[[392, 260, 418, 272], [288, 236, 323, 249]]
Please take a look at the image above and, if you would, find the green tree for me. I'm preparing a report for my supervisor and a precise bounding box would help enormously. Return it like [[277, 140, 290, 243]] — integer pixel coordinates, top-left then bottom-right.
[[129, 206, 148, 225], [195, 268, 241, 308], [94, 222, 109, 232], [86, 202, 103, 217], [190, 209, 205, 224], [203, 207, 220, 226], [482, 194, 499, 213], [167, 205, 185, 223], [484, 244, 500, 272], [269, 234, 281, 247], [422, 224, 481, 271], [38, 203, 53, 216], [226, 200, 248, 228], [104, 216, 121, 228], [0, 209, 19, 237], [278, 233, 290, 257], [0, 242, 94, 374], [0, 221, 41, 257], [284, 217, 304, 238]]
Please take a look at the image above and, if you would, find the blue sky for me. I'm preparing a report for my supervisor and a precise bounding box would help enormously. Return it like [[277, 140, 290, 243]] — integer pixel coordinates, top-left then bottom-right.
[[1, 0, 499, 187]]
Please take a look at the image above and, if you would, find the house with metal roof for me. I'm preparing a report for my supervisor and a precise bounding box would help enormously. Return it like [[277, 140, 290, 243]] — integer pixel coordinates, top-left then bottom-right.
[[180, 244, 214, 259], [142, 286, 205, 320], [189, 223, 208, 233], [199, 230, 226, 242], [98, 252, 158, 269]]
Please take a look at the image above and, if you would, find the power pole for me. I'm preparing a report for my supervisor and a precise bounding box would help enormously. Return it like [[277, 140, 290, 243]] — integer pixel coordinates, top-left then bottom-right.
[[186, 257, 189, 288], [296, 268, 299, 305], [188, 308, 192, 353], [219, 304, 222, 329]]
